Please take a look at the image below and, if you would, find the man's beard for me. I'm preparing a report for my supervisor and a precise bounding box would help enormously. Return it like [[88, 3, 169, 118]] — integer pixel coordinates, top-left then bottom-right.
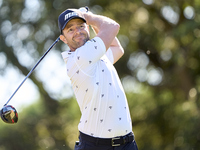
[[71, 34, 90, 49]]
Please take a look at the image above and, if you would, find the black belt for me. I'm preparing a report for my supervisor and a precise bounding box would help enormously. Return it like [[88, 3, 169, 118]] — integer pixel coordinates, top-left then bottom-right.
[[79, 131, 134, 147]]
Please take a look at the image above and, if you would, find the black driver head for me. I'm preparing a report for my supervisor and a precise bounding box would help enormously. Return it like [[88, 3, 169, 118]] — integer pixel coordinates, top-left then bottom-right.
[[0, 105, 18, 124]]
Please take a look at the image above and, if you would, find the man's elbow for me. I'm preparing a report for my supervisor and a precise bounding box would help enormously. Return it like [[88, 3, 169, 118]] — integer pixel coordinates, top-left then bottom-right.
[[115, 22, 120, 30], [113, 23, 120, 35]]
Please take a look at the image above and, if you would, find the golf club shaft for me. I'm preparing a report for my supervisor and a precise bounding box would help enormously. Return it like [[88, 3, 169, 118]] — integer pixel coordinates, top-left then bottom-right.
[[4, 37, 60, 106]]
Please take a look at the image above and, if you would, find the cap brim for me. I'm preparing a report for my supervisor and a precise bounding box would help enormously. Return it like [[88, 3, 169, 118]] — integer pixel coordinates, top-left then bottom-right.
[[61, 16, 86, 31]]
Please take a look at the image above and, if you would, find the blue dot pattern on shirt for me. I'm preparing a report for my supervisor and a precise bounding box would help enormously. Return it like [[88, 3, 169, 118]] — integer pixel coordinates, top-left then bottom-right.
[[61, 37, 132, 138]]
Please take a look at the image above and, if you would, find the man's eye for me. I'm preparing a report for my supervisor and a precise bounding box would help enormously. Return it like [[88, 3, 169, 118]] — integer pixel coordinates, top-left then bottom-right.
[[80, 25, 84, 28], [68, 29, 73, 32]]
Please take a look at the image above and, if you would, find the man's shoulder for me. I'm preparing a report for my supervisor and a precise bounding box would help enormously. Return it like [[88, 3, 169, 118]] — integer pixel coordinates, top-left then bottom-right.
[[86, 37, 103, 45], [82, 37, 106, 51]]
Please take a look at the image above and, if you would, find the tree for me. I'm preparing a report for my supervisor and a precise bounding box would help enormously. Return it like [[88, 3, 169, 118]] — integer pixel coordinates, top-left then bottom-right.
[[0, 0, 200, 149]]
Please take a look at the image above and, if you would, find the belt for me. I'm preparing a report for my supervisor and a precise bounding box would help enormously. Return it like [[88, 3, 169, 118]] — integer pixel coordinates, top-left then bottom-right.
[[79, 131, 134, 147]]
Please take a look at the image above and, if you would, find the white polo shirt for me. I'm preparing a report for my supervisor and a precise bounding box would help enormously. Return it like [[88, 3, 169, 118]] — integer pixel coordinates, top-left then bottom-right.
[[61, 37, 132, 138]]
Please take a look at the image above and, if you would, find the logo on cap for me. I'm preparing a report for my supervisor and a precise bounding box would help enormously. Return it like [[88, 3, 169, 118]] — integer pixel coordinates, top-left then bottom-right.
[[65, 12, 78, 21]]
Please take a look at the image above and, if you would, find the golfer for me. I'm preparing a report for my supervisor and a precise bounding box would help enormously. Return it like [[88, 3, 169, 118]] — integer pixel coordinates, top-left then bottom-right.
[[58, 7, 138, 150]]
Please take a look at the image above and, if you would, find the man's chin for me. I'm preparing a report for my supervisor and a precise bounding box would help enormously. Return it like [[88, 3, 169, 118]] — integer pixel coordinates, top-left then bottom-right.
[[78, 39, 88, 46], [71, 38, 89, 50]]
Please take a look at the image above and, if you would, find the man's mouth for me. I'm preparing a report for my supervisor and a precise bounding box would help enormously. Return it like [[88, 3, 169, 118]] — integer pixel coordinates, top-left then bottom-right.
[[74, 35, 84, 40]]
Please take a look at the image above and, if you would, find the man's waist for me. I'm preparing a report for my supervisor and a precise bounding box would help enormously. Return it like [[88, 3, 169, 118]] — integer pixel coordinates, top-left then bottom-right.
[[79, 131, 134, 147]]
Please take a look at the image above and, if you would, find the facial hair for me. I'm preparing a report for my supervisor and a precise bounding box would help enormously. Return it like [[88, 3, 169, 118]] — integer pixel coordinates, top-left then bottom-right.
[[68, 33, 90, 51], [72, 33, 89, 47]]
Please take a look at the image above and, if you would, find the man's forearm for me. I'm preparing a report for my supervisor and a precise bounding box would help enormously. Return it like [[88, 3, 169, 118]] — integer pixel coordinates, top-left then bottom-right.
[[83, 12, 120, 50], [83, 13, 118, 31]]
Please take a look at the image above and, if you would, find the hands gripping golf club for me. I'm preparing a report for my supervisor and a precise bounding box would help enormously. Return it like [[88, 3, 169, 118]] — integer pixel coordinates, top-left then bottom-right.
[[0, 37, 60, 124]]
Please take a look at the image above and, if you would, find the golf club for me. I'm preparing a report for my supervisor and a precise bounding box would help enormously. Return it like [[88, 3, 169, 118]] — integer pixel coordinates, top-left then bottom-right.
[[0, 37, 60, 124]]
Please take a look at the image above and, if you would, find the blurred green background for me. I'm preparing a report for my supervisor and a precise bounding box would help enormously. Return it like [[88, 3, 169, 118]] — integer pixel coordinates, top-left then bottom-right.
[[0, 0, 200, 149]]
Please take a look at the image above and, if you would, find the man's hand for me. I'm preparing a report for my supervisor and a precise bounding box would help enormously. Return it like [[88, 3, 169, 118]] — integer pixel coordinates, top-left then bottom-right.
[[78, 6, 89, 13]]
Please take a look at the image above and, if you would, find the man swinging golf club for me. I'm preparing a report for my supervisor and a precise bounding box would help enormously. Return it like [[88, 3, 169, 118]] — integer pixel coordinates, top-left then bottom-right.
[[58, 7, 139, 150]]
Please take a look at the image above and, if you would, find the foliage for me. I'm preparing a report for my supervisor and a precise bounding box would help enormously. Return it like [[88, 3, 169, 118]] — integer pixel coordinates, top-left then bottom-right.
[[0, 0, 200, 149]]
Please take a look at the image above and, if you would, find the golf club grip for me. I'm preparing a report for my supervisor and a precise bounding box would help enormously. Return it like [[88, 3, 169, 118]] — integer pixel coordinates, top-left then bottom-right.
[[4, 37, 60, 106]]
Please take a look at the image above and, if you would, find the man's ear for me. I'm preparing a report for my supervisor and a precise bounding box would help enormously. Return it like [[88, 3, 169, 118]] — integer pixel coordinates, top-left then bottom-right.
[[60, 35, 68, 44]]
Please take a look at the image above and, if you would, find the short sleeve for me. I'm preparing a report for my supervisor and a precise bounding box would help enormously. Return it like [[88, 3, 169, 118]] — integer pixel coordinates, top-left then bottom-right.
[[105, 48, 114, 64]]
